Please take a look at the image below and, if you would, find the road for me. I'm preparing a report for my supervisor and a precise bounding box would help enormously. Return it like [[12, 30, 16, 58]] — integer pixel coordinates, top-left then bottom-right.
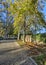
[[0, 41, 37, 65]]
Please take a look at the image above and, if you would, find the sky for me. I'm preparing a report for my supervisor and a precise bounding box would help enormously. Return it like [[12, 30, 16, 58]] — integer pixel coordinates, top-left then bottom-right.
[[42, 1, 46, 21], [43, 5, 46, 21], [0, 0, 46, 33], [37, 0, 46, 33], [38, 0, 46, 21]]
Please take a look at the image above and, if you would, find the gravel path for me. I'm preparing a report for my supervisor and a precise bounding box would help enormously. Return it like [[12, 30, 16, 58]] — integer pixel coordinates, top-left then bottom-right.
[[0, 47, 29, 65], [0, 41, 37, 65]]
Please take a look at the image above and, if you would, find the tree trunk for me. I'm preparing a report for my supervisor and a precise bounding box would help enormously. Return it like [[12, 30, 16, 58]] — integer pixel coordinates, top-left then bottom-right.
[[23, 30, 25, 42], [18, 31, 20, 40]]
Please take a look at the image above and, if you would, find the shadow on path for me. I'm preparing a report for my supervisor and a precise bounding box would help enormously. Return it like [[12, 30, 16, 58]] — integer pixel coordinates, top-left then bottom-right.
[[0, 48, 18, 55]]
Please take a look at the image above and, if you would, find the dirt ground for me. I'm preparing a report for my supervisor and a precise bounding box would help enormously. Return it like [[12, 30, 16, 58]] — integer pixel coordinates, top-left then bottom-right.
[[0, 41, 46, 65]]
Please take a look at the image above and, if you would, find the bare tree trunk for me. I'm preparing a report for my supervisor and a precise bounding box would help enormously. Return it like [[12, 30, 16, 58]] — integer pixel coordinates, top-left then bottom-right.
[[23, 30, 25, 42], [18, 31, 20, 40], [23, 21, 26, 42], [23, 15, 26, 42], [17, 27, 21, 40]]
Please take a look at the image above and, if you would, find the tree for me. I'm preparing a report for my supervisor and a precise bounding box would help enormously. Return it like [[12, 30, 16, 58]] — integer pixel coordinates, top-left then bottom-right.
[[8, 0, 46, 42], [0, 1, 14, 38], [0, 21, 5, 37]]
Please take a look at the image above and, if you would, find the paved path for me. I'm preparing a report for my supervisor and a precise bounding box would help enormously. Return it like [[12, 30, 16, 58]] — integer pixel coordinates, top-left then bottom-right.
[[0, 41, 37, 65]]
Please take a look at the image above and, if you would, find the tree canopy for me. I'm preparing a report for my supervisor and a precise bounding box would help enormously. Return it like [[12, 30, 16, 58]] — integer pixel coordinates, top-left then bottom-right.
[[8, 0, 46, 34]]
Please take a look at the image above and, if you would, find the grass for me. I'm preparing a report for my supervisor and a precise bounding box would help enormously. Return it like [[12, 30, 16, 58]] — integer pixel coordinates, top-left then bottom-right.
[[17, 40, 25, 46], [32, 54, 46, 65]]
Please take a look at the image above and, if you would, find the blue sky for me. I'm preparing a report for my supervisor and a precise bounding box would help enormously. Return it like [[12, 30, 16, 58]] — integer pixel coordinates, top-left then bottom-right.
[[38, 0, 46, 21], [43, 5, 46, 21], [37, 27, 46, 33]]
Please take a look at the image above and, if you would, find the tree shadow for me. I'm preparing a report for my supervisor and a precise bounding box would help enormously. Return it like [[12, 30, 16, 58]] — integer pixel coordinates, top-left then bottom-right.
[[0, 48, 19, 55]]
